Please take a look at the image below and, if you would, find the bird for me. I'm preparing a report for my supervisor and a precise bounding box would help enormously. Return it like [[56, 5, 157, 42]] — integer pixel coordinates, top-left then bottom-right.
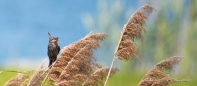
[[47, 32, 60, 67]]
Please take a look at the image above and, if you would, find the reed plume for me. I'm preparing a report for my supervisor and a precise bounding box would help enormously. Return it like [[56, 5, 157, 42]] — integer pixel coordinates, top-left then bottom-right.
[[27, 59, 47, 86], [137, 56, 183, 86], [115, 4, 154, 60], [104, 4, 154, 86], [56, 45, 100, 86], [155, 56, 183, 71], [83, 67, 119, 86], [48, 32, 107, 82], [4, 73, 28, 86]]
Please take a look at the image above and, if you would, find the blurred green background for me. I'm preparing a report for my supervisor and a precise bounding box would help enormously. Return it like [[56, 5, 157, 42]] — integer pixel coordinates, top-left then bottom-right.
[[82, 0, 197, 85], [1, 0, 197, 85]]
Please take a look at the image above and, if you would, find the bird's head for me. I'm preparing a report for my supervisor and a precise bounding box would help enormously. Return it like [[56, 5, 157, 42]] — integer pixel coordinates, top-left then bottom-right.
[[51, 39, 57, 43], [53, 37, 59, 42], [48, 32, 59, 44]]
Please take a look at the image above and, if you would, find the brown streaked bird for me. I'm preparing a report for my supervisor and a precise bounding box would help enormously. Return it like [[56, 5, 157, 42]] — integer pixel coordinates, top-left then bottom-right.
[[48, 32, 60, 67]]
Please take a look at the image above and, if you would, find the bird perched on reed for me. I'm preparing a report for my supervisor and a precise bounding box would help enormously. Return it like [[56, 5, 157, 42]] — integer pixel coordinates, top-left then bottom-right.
[[48, 32, 60, 67]]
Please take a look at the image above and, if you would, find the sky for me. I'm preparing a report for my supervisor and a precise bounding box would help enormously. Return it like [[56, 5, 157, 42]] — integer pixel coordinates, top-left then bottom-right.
[[0, 0, 99, 68], [0, 0, 141, 69]]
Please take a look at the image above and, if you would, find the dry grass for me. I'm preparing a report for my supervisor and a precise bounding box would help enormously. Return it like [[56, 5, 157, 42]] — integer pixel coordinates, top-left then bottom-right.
[[104, 4, 154, 86], [83, 67, 119, 86], [48, 32, 107, 82], [4, 73, 28, 86], [56, 45, 98, 86], [52, 32, 119, 86], [137, 56, 183, 86], [3, 60, 52, 86], [156, 56, 183, 71], [115, 4, 154, 60], [27, 59, 46, 86]]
